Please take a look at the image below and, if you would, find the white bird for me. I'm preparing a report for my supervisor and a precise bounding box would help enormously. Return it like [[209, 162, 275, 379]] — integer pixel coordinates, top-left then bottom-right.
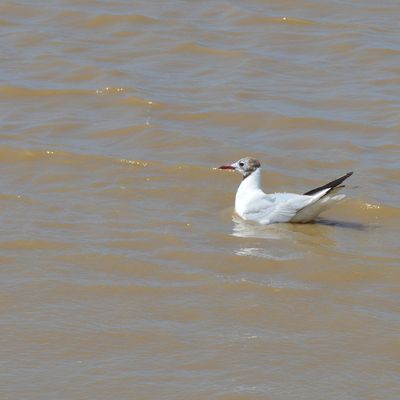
[[218, 157, 353, 224]]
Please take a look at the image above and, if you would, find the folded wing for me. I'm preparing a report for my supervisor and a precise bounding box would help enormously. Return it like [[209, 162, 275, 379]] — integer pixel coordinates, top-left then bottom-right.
[[243, 189, 332, 224]]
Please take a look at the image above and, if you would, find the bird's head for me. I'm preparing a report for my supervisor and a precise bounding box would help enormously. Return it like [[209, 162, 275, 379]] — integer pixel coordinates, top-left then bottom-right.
[[218, 157, 261, 179]]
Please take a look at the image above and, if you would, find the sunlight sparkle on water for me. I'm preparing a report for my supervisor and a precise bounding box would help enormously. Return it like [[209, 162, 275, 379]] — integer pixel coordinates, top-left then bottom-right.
[[95, 87, 125, 95]]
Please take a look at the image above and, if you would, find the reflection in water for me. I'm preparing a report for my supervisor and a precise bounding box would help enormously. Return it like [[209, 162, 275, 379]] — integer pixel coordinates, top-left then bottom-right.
[[231, 215, 304, 260], [234, 247, 300, 260], [231, 215, 289, 240], [231, 210, 375, 261], [231, 214, 368, 260]]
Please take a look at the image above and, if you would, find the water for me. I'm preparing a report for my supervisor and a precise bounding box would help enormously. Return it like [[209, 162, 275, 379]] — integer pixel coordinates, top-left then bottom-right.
[[1, 1, 399, 399]]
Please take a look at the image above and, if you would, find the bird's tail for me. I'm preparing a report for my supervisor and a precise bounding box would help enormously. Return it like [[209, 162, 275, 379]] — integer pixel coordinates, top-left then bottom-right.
[[291, 188, 346, 223]]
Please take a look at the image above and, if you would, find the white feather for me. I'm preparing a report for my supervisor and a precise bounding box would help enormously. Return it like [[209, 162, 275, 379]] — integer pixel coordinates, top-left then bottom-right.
[[234, 168, 346, 224]]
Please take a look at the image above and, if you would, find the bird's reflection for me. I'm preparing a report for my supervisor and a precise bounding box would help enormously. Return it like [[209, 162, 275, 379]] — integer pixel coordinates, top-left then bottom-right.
[[231, 214, 294, 240], [231, 215, 303, 260], [231, 214, 359, 260], [231, 212, 370, 261], [234, 246, 301, 260]]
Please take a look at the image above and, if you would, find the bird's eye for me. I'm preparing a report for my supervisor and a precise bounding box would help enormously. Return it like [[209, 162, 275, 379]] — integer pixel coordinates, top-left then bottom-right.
[[239, 162, 244, 167]]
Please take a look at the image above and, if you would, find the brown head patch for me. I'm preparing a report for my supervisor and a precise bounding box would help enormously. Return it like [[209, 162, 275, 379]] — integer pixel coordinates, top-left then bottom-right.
[[239, 157, 261, 179]]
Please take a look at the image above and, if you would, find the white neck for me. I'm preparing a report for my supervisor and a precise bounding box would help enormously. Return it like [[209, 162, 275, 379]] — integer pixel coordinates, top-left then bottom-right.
[[235, 168, 263, 215]]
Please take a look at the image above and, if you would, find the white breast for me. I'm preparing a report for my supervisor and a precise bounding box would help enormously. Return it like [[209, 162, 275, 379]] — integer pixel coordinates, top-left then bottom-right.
[[235, 169, 268, 218]]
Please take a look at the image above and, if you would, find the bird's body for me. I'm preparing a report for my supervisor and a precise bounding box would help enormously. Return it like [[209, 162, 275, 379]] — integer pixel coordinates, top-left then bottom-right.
[[219, 157, 352, 225]]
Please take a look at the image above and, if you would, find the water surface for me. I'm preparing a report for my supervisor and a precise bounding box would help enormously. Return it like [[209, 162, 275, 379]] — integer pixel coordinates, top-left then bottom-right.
[[1, 1, 399, 399]]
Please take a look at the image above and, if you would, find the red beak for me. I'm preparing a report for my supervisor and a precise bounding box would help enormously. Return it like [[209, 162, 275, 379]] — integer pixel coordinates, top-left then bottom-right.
[[218, 164, 236, 170]]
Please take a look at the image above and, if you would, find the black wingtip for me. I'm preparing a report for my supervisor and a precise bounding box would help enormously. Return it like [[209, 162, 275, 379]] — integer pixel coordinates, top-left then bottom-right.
[[304, 171, 354, 196]]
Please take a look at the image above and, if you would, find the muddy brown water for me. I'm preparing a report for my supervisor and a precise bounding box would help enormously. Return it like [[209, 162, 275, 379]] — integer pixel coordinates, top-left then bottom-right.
[[1, 1, 399, 399]]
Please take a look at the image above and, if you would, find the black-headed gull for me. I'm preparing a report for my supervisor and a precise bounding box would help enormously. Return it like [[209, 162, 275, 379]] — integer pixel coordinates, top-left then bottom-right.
[[218, 157, 353, 224]]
